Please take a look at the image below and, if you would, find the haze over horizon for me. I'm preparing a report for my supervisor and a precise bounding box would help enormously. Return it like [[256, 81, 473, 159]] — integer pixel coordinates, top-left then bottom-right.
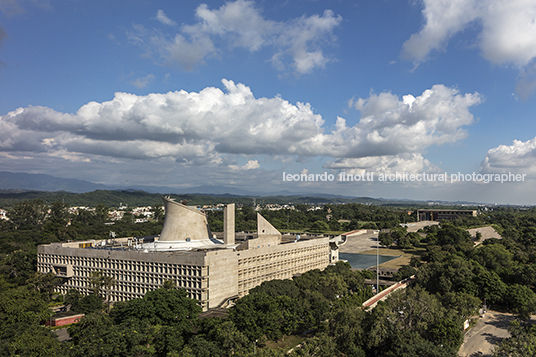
[[1, 0, 536, 205]]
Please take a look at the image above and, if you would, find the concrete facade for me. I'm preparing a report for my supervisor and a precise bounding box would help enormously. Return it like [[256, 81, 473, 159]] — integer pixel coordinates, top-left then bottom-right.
[[159, 198, 211, 242], [38, 197, 341, 310]]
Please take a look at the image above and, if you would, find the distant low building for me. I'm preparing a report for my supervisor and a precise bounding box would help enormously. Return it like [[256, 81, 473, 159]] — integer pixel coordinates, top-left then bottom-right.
[[37, 197, 343, 310], [417, 209, 477, 222]]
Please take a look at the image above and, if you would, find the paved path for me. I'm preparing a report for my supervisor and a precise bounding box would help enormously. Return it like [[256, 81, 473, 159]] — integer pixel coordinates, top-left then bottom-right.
[[339, 231, 379, 254], [468, 226, 502, 246], [404, 221, 439, 232], [458, 311, 515, 357], [54, 328, 71, 342]]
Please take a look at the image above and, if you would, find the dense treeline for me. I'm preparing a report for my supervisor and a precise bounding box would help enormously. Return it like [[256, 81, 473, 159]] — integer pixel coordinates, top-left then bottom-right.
[[0, 199, 164, 255], [0, 190, 392, 208], [207, 203, 417, 233]]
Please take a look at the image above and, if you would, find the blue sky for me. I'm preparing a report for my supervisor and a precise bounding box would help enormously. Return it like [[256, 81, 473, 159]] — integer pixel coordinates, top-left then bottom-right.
[[1, 0, 536, 204]]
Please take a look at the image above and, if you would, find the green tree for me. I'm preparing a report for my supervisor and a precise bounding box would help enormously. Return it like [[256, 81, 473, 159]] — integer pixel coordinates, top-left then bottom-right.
[[8, 199, 47, 230], [475, 231, 482, 241], [504, 284, 536, 320], [392, 265, 417, 281], [379, 232, 394, 248], [48, 201, 70, 226], [89, 271, 115, 312], [4, 326, 63, 357], [28, 272, 62, 301], [112, 288, 201, 331], [229, 293, 287, 341], [439, 292, 481, 320], [151, 204, 164, 222], [1, 250, 37, 284], [470, 243, 514, 275], [288, 333, 338, 357], [309, 220, 329, 233], [330, 305, 367, 356], [162, 279, 177, 290], [366, 286, 461, 356]]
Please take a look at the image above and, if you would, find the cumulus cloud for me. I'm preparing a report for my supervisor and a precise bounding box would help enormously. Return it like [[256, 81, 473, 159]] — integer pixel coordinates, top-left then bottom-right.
[[324, 153, 440, 176], [130, 0, 341, 75], [481, 137, 536, 174], [0, 80, 481, 169], [316, 85, 482, 158], [403, 0, 536, 96], [403, 0, 536, 66]]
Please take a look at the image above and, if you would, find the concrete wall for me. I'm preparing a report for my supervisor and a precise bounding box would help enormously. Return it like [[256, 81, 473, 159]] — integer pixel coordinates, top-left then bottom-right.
[[257, 213, 281, 236], [160, 197, 211, 241], [204, 249, 238, 308], [46, 314, 85, 327], [223, 204, 235, 245]]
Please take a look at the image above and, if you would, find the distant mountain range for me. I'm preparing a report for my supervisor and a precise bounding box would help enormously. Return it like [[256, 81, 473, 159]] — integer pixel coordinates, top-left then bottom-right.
[[0, 171, 495, 207], [0, 171, 110, 193], [0, 171, 342, 197]]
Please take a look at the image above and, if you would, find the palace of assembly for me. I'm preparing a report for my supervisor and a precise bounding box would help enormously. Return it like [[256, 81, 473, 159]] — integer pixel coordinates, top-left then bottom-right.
[[37, 197, 344, 310]]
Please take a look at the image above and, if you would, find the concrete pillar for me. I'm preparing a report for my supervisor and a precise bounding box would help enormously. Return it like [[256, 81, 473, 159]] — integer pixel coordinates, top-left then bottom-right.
[[224, 203, 235, 245]]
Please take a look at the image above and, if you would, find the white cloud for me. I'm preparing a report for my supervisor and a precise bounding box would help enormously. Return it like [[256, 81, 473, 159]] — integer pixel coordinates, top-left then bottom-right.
[[229, 159, 260, 171], [403, 0, 536, 97], [0, 80, 480, 168], [481, 137, 536, 174], [401, 0, 480, 65], [306, 85, 482, 158], [130, 74, 155, 88], [155, 9, 177, 26], [130, 0, 342, 75], [324, 153, 440, 176]]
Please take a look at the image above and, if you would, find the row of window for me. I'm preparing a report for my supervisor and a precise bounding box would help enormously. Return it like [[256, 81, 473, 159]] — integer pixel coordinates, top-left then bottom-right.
[[57, 278, 205, 302], [238, 252, 328, 275], [238, 261, 327, 293], [38, 253, 204, 276], [238, 244, 328, 267]]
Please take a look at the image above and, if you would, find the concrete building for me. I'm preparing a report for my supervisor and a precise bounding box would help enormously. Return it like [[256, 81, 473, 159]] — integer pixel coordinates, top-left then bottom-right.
[[417, 209, 477, 222], [37, 197, 342, 310]]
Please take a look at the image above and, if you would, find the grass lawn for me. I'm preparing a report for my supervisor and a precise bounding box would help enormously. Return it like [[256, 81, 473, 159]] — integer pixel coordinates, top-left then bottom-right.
[[265, 335, 307, 352]]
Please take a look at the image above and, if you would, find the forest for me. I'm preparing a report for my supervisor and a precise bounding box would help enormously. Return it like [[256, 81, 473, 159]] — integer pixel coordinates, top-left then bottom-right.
[[1, 196, 536, 356], [0, 189, 392, 209]]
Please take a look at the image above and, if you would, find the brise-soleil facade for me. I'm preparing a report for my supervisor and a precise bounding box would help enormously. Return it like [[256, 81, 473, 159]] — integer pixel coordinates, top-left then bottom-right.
[[37, 197, 344, 310]]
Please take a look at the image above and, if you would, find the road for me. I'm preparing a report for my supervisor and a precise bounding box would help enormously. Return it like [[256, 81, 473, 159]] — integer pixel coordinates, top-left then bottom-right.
[[458, 311, 515, 357]]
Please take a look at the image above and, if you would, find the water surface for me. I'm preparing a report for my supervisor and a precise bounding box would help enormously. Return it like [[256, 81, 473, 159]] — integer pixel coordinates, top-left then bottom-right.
[[339, 252, 400, 269]]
